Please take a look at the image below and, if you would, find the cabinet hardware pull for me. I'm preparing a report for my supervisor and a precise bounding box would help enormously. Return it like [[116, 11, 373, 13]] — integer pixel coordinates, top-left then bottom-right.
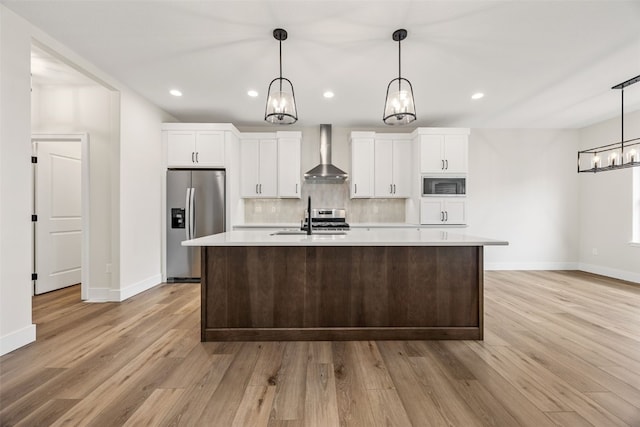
[[394, 184, 396, 194], [256, 184, 259, 194], [192, 152, 195, 163], [445, 211, 448, 221], [354, 183, 357, 194], [259, 184, 262, 194], [440, 211, 444, 221], [295, 183, 298, 194], [390, 184, 393, 194], [196, 152, 199, 163], [445, 159, 448, 170]]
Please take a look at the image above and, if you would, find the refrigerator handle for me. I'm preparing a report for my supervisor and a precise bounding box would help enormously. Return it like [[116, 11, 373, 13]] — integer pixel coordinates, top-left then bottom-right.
[[189, 187, 196, 239], [184, 188, 191, 240]]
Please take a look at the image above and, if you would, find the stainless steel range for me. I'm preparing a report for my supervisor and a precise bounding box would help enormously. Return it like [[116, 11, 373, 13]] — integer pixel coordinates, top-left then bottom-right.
[[303, 208, 350, 231]]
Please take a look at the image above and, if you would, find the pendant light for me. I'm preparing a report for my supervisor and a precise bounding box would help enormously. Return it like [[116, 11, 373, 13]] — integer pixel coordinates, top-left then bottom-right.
[[578, 74, 640, 173], [265, 28, 298, 124], [383, 29, 416, 125]]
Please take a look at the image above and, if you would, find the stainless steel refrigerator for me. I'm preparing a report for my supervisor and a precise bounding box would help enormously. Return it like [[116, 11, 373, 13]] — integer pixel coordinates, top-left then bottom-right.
[[166, 169, 225, 281]]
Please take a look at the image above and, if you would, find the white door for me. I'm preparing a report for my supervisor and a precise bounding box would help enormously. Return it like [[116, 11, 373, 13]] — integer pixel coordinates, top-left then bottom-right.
[[443, 135, 468, 173], [420, 199, 445, 224], [420, 135, 444, 173], [195, 131, 225, 166], [350, 137, 374, 198], [374, 139, 394, 197], [277, 137, 301, 198], [240, 139, 260, 197], [258, 139, 278, 197], [392, 139, 412, 197], [35, 140, 82, 294], [167, 131, 196, 167], [444, 199, 467, 224]]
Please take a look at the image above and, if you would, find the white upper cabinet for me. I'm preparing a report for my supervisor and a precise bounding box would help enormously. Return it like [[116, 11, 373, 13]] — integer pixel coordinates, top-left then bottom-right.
[[240, 138, 277, 198], [350, 133, 375, 198], [374, 138, 411, 198], [420, 132, 468, 174], [277, 132, 301, 198], [420, 198, 466, 225], [167, 130, 225, 167]]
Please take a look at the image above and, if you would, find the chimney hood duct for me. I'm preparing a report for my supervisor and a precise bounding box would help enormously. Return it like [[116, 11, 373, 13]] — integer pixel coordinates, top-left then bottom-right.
[[304, 124, 348, 181]]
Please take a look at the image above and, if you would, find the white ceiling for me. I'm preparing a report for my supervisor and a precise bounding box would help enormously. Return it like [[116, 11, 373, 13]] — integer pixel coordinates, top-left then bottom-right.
[[6, 0, 640, 129]]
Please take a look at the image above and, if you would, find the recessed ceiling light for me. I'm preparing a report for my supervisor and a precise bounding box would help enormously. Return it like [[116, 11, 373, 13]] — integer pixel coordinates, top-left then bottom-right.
[[323, 91, 335, 99], [471, 92, 484, 100], [169, 89, 182, 97], [247, 90, 259, 97]]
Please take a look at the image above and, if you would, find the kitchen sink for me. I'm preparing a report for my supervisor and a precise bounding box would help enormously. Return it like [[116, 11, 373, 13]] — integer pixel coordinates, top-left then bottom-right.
[[270, 230, 347, 236]]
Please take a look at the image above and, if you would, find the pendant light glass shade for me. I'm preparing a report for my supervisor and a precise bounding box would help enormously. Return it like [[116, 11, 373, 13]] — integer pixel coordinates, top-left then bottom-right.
[[265, 28, 298, 124], [383, 78, 416, 125], [265, 78, 297, 124], [383, 29, 416, 125]]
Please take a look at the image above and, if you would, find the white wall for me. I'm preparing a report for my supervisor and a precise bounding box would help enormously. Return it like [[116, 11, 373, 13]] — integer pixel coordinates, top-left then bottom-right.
[[467, 129, 580, 269], [119, 90, 174, 300], [578, 109, 640, 283], [0, 6, 36, 355], [31, 83, 117, 299]]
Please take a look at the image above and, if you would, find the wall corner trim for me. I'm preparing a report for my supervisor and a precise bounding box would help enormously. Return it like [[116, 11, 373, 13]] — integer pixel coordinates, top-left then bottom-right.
[[0, 324, 36, 356], [111, 274, 162, 302]]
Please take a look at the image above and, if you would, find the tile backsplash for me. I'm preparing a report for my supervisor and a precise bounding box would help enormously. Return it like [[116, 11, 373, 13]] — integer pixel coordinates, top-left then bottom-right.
[[244, 182, 405, 224]]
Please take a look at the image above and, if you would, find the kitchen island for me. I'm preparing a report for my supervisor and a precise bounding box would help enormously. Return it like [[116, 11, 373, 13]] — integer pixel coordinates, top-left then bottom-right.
[[183, 229, 508, 341]]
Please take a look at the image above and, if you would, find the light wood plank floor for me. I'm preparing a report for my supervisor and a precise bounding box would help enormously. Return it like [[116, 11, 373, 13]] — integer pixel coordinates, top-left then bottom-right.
[[1, 271, 639, 426]]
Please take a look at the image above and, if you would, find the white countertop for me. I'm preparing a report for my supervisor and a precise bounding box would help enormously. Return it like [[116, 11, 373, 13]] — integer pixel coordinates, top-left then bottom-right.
[[183, 229, 508, 247], [232, 223, 468, 230]]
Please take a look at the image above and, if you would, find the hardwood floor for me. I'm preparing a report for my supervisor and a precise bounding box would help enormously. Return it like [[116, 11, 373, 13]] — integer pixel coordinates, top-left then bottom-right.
[[1, 271, 639, 426]]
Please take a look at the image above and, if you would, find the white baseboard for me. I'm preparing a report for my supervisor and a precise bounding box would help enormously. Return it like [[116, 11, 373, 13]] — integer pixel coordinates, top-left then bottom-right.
[[578, 263, 640, 284], [85, 287, 111, 302], [0, 324, 36, 356], [111, 274, 161, 302], [485, 262, 579, 271]]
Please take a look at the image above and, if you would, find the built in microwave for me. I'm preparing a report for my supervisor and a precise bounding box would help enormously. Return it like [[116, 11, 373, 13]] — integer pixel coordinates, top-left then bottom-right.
[[422, 176, 466, 196]]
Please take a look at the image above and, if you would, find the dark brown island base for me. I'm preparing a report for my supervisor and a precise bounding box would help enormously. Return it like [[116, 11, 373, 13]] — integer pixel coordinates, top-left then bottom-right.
[[183, 229, 508, 341]]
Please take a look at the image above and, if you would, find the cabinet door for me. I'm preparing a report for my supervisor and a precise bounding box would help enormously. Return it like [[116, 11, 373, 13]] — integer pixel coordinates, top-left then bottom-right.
[[443, 135, 467, 173], [195, 131, 225, 166], [374, 139, 394, 197], [167, 131, 196, 167], [278, 137, 301, 198], [258, 139, 278, 197], [420, 135, 444, 173], [444, 199, 466, 224], [392, 139, 412, 197], [240, 139, 260, 197], [350, 138, 374, 198], [420, 199, 444, 224]]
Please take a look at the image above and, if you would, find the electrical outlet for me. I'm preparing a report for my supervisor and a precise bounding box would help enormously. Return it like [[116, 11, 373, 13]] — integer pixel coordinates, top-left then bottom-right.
[[592, 248, 598, 256]]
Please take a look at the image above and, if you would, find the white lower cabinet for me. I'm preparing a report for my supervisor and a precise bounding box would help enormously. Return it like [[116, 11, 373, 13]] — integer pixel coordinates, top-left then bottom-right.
[[420, 198, 466, 225]]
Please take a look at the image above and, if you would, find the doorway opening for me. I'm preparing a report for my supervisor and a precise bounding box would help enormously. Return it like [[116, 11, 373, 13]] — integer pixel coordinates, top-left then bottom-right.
[[31, 40, 118, 302]]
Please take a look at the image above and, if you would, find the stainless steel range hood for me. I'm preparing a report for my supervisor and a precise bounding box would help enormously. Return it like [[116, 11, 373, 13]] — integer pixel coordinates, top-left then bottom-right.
[[304, 124, 348, 181]]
